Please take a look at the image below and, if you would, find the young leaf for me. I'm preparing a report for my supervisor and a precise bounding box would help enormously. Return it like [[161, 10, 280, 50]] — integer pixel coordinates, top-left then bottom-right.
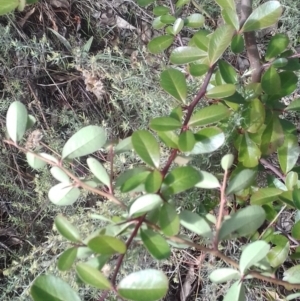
[[6, 101, 28, 143], [148, 35, 174, 54], [221, 8, 239, 30], [62, 126, 106, 159], [159, 203, 180, 236], [26, 114, 36, 130], [54, 215, 81, 242], [238, 133, 261, 168], [88, 235, 126, 255], [231, 34, 244, 53], [180, 210, 212, 238], [152, 17, 165, 30], [283, 265, 300, 284], [250, 188, 282, 205], [185, 13, 205, 28], [218, 60, 237, 84], [170, 46, 207, 64], [160, 68, 187, 103], [221, 154, 234, 171], [141, 229, 171, 260], [117, 269, 168, 301], [145, 170, 163, 193], [49, 183, 80, 206], [160, 15, 176, 24], [76, 263, 112, 289], [242, 98, 265, 133], [223, 281, 246, 301], [241, 1, 283, 32], [132, 130, 160, 168], [265, 33, 289, 60], [50, 167, 70, 183], [163, 166, 201, 195], [189, 104, 230, 127], [239, 241, 270, 274], [278, 134, 300, 174], [261, 66, 281, 95], [150, 117, 182, 132], [87, 158, 110, 187], [57, 247, 77, 271], [196, 170, 220, 189], [219, 205, 266, 240], [208, 25, 235, 65], [129, 194, 163, 217], [26, 152, 47, 170], [173, 18, 184, 35], [206, 84, 236, 98], [31, 275, 81, 301], [178, 130, 196, 152], [209, 268, 240, 284]]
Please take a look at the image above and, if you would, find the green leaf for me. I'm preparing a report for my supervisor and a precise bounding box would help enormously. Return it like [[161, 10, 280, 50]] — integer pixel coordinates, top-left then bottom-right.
[[238, 133, 261, 168], [221, 8, 239, 30], [265, 33, 289, 60], [148, 35, 174, 54], [173, 18, 184, 35], [191, 127, 225, 154], [121, 171, 150, 192], [115, 167, 148, 188], [26, 152, 47, 170], [221, 154, 234, 171], [62, 126, 106, 159], [160, 14, 176, 24], [50, 167, 70, 183], [196, 170, 220, 189], [178, 130, 196, 152], [286, 98, 300, 111], [231, 34, 244, 53], [153, 6, 169, 16], [159, 203, 180, 236], [141, 229, 171, 260], [241, 1, 283, 32], [6, 101, 28, 143], [189, 63, 209, 77], [185, 13, 205, 28], [286, 172, 299, 190], [26, 114, 36, 130], [57, 247, 77, 271], [223, 281, 246, 301], [293, 189, 300, 210], [287, 293, 300, 301], [239, 241, 270, 274], [76, 263, 112, 289], [208, 25, 235, 65], [54, 215, 81, 242], [157, 131, 179, 149], [118, 269, 168, 301], [180, 210, 212, 238], [278, 134, 300, 174], [278, 71, 298, 97], [218, 60, 237, 84], [150, 117, 182, 132], [130, 194, 163, 217], [160, 68, 187, 103], [292, 220, 300, 240], [88, 235, 126, 255], [242, 98, 265, 133], [226, 167, 257, 195], [189, 104, 230, 127], [48, 28, 72, 52], [132, 130, 160, 168], [48, 183, 80, 206], [0, 0, 18, 15], [191, 30, 210, 51], [170, 46, 207, 64], [152, 17, 165, 30], [87, 158, 110, 187], [283, 265, 300, 284], [272, 58, 288, 68], [261, 66, 281, 95], [219, 205, 266, 240], [145, 170, 163, 193], [267, 241, 289, 267], [163, 166, 201, 195], [209, 268, 240, 284], [31, 275, 81, 301], [215, 0, 235, 10], [206, 84, 236, 98], [137, 0, 155, 6], [250, 188, 282, 205]]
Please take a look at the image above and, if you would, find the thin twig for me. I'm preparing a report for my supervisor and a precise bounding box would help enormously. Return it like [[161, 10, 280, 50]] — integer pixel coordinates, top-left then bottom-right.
[[169, 0, 184, 46], [260, 158, 286, 181]]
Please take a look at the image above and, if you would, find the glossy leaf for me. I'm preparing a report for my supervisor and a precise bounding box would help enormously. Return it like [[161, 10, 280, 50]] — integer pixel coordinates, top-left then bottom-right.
[[170, 46, 207, 64], [62, 126, 106, 159], [176, 0, 190, 8], [88, 235, 126, 255], [191, 127, 225, 154], [160, 68, 187, 103], [76, 262, 112, 289], [287, 293, 300, 301], [31, 275, 81, 301], [130, 194, 163, 217], [238, 133, 261, 168], [6, 101, 28, 143], [231, 34, 244, 53], [87, 158, 110, 187], [189, 63, 209, 77], [189, 104, 230, 127], [185, 13, 205, 28], [286, 98, 300, 111], [163, 166, 201, 195], [152, 17, 165, 30], [239, 241, 270, 274], [250, 188, 282, 205], [196, 170, 220, 189], [221, 154, 234, 171], [148, 35, 174, 54], [141, 229, 171, 260], [121, 171, 150, 192], [215, 0, 235, 10], [219, 60, 237, 84], [191, 30, 210, 51], [242, 98, 265, 133], [209, 268, 240, 284], [160, 14, 176, 24], [208, 25, 235, 65], [26, 152, 47, 170], [241, 1, 283, 32], [223, 281, 245, 301], [57, 247, 77, 271], [145, 170, 163, 193], [222, 8, 239, 30], [159, 203, 180, 236], [206, 84, 236, 98], [293, 189, 300, 210], [286, 171, 298, 190], [137, 0, 155, 7], [132, 130, 160, 168], [267, 241, 289, 267], [278, 71, 298, 97], [219, 206, 265, 240], [117, 269, 168, 301], [265, 33, 289, 60], [178, 130, 196, 152], [54, 215, 81, 242], [150, 117, 181, 132], [283, 265, 300, 284], [153, 6, 169, 16], [49, 183, 80, 206], [157, 131, 179, 149], [261, 66, 281, 95], [180, 210, 212, 238], [173, 18, 184, 35], [50, 167, 70, 183], [272, 58, 288, 68]]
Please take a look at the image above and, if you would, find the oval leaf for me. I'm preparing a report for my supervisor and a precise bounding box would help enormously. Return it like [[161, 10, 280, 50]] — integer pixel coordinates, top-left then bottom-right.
[[209, 268, 240, 284], [88, 235, 126, 255], [159, 203, 180, 236], [130, 194, 163, 217], [265, 33, 289, 60], [223, 281, 246, 301], [49, 183, 80, 206], [178, 130, 196, 152], [170, 46, 207, 64], [206, 84, 236, 98], [54, 215, 81, 242], [185, 13, 204, 28], [26, 152, 47, 170], [57, 247, 77, 271], [150, 117, 182, 132], [145, 170, 163, 193], [261, 66, 281, 95], [250, 188, 282, 205], [50, 167, 70, 183], [87, 157, 110, 186], [148, 35, 174, 54], [196, 170, 220, 189]]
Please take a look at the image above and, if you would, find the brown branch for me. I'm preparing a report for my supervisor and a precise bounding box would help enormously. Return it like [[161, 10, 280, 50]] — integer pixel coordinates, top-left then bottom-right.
[[240, 0, 262, 82], [259, 158, 286, 181]]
